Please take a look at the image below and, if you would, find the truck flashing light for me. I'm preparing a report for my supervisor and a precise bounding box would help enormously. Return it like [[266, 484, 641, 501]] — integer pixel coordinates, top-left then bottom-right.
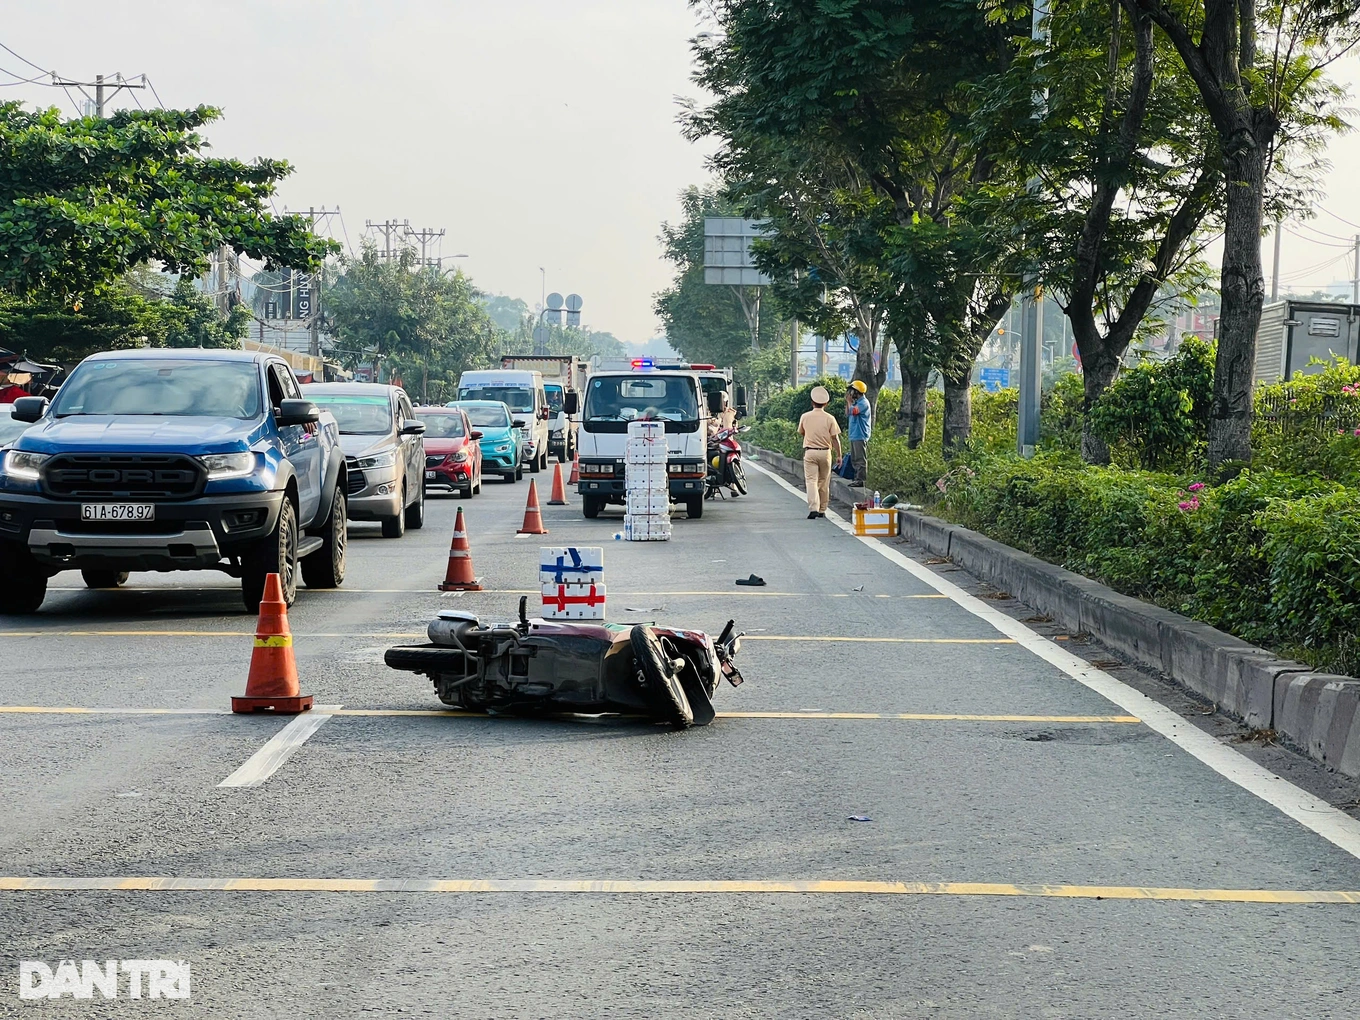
[[631, 358, 654, 371], [689, 364, 716, 370]]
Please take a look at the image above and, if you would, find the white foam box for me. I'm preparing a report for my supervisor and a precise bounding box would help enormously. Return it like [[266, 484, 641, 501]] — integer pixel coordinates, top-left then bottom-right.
[[539, 546, 605, 586], [625, 465, 669, 490], [627, 420, 666, 441], [624, 439, 667, 465], [540, 582, 607, 620], [624, 517, 671, 542], [626, 492, 671, 516]]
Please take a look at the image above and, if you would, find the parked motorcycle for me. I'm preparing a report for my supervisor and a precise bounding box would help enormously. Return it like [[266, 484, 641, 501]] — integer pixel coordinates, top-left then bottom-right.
[[706, 424, 749, 499], [384, 598, 745, 729]]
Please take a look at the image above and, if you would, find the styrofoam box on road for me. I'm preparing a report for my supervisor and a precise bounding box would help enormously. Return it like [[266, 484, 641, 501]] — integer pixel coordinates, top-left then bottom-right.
[[624, 517, 671, 542], [625, 466, 669, 491], [539, 546, 605, 585], [626, 493, 671, 516], [541, 582, 607, 620]]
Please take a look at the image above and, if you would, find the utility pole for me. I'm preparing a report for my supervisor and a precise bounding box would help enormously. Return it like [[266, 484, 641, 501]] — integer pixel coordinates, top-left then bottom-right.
[[789, 318, 800, 387], [1017, 0, 1050, 458], [407, 226, 445, 268], [815, 333, 825, 379], [1271, 221, 1282, 303], [365, 219, 406, 261], [1352, 234, 1359, 305], [52, 72, 147, 117]]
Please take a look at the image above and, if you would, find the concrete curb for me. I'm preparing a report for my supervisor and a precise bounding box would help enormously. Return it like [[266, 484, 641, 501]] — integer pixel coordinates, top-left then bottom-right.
[[745, 444, 1359, 777]]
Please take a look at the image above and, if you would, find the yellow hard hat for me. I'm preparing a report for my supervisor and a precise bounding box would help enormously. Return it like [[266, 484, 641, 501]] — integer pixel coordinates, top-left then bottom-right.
[[849, 380, 867, 393]]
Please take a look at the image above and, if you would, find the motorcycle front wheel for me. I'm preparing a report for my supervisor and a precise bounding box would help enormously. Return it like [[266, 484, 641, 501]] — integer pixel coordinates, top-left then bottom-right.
[[629, 626, 694, 729]]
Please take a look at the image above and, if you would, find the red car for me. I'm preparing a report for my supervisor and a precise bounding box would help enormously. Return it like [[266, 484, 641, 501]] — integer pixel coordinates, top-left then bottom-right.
[[417, 406, 482, 498]]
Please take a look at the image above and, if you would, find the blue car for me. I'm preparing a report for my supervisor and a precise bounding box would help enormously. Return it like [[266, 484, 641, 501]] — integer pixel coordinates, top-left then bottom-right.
[[447, 400, 523, 483], [0, 349, 349, 614]]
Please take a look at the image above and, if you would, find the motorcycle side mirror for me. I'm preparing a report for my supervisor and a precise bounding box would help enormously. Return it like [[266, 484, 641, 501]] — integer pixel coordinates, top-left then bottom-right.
[[564, 392, 579, 415]]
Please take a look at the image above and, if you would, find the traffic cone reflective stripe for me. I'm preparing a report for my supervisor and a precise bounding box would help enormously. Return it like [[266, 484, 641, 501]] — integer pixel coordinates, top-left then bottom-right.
[[548, 461, 568, 505], [518, 480, 549, 535], [439, 507, 483, 591], [567, 454, 580, 485], [231, 573, 313, 714]]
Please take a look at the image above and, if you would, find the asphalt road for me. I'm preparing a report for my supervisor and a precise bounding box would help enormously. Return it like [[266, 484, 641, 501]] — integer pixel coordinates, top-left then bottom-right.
[[3, 460, 1360, 1018]]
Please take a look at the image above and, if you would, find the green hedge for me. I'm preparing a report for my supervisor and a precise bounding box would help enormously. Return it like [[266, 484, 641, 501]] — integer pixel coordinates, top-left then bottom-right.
[[941, 459, 1360, 674]]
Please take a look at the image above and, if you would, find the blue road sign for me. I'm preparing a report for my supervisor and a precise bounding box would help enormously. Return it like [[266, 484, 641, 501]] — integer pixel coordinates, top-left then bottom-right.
[[980, 367, 1010, 393]]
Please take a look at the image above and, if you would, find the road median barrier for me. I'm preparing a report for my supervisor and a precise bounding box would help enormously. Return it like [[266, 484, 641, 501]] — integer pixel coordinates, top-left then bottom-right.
[[745, 443, 1360, 778]]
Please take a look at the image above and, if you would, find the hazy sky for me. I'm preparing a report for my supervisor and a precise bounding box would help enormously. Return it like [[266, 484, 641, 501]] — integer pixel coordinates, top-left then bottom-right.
[[3, 3, 1360, 343]]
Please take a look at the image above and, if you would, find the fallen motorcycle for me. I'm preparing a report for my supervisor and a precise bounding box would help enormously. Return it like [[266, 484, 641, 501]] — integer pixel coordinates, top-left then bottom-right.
[[384, 598, 744, 728]]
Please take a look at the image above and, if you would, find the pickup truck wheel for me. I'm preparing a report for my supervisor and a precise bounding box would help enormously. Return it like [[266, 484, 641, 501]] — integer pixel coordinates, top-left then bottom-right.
[[0, 542, 47, 614], [405, 482, 425, 530], [529, 453, 541, 473], [515, 464, 524, 481], [582, 495, 603, 519], [242, 497, 298, 613], [381, 486, 407, 538], [81, 569, 129, 589], [685, 497, 704, 519], [301, 487, 347, 589]]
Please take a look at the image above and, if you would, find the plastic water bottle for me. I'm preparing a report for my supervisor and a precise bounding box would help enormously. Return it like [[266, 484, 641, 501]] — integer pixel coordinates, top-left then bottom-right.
[[873, 490, 881, 508]]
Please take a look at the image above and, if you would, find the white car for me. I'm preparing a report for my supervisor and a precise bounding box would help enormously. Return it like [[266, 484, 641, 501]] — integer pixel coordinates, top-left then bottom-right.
[[0, 404, 33, 448]]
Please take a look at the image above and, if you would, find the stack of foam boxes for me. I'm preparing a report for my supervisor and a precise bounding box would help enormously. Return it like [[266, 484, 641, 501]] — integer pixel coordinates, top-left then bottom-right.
[[624, 420, 671, 542], [540, 546, 606, 620]]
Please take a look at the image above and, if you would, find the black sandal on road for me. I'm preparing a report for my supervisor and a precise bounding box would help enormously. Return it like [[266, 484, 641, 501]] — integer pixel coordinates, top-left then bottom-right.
[[735, 574, 767, 586]]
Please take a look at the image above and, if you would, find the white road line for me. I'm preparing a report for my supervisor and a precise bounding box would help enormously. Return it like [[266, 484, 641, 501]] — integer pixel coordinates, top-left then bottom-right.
[[748, 460, 1360, 861], [217, 706, 341, 789]]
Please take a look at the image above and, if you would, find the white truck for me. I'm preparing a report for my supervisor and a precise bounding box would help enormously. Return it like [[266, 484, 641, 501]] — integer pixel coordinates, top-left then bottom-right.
[[572, 364, 713, 519], [456, 368, 552, 473], [499, 355, 588, 462]]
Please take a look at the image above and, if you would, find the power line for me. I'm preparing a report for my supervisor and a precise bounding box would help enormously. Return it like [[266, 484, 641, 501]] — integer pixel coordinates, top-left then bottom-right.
[[0, 66, 52, 85], [0, 40, 50, 74], [1319, 206, 1360, 231], [1290, 220, 1356, 244]]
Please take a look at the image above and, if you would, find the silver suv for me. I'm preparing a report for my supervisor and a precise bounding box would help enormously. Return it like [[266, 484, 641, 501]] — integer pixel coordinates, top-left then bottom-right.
[[302, 383, 426, 538]]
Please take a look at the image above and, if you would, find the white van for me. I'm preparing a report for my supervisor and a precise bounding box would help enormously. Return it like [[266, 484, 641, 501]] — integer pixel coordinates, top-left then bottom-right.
[[457, 369, 552, 472], [574, 366, 709, 519]]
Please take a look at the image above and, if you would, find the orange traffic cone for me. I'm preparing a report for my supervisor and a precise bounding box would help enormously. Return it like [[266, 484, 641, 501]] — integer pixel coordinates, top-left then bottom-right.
[[567, 453, 580, 485], [439, 506, 483, 591], [231, 574, 312, 713], [518, 479, 550, 535], [547, 461, 568, 505]]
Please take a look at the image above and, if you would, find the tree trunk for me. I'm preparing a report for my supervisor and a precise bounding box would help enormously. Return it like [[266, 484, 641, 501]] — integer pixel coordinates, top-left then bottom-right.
[[942, 369, 972, 456], [1080, 348, 1120, 464], [1207, 129, 1269, 467], [897, 366, 929, 448]]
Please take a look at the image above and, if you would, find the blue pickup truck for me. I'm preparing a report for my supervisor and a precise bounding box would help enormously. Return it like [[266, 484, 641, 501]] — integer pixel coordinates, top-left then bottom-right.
[[0, 349, 349, 614]]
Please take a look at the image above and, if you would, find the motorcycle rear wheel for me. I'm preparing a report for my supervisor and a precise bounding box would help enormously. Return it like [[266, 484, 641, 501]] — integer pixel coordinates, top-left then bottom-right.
[[629, 626, 693, 729], [730, 460, 748, 495]]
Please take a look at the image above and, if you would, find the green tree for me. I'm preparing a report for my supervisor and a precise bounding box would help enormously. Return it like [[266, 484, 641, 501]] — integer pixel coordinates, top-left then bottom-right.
[[0, 103, 334, 300], [326, 245, 499, 403], [688, 0, 1020, 453], [975, 0, 1222, 464], [1123, 0, 1356, 466], [0, 271, 248, 363], [654, 185, 785, 396]]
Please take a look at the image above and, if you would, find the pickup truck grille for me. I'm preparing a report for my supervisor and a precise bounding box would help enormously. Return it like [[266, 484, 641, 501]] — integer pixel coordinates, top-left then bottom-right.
[[346, 459, 366, 495], [42, 454, 205, 500]]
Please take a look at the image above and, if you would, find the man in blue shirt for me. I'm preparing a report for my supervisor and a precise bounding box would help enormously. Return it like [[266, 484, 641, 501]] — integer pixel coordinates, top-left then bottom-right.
[[846, 380, 871, 486]]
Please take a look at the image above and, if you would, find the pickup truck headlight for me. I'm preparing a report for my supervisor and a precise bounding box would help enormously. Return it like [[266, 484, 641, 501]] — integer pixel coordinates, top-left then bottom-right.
[[3, 450, 47, 481], [198, 452, 255, 480], [355, 450, 396, 469]]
